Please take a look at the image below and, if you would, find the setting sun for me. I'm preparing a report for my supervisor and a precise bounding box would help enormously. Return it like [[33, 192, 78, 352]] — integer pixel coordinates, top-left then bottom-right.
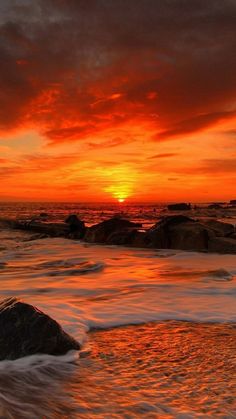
[[118, 198, 125, 203]]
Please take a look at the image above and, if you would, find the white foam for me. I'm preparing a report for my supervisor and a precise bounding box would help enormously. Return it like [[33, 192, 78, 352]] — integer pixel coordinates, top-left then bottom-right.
[[0, 231, 235, 344]]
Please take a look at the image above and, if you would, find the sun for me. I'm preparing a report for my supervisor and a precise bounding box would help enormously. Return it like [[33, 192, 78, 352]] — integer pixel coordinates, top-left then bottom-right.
[[118, 198, 125, 203]]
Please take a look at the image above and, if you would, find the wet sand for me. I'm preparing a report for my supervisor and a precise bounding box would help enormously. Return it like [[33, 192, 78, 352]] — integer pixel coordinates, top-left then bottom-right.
[[0, 321, 235, 418], [82, 321, 236, 418]]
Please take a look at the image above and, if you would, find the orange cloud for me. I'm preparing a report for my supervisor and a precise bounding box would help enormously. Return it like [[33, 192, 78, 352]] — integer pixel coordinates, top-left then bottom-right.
[[0, 1, 236, 201]]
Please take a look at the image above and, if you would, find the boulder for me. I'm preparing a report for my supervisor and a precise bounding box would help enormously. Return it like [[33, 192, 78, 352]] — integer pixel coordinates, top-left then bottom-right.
[[208, 237, 236, 254], [65, 214, 86, 238], [202, 220, 235, 237], [144, 215, 211, 251], [0, 298, 80, 361], [167, 203, 191, 211], [84, 217, 142, 243]]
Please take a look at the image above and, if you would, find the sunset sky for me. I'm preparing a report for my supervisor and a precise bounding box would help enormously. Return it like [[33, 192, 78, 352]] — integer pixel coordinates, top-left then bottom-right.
[[0, 0, 236, 202]]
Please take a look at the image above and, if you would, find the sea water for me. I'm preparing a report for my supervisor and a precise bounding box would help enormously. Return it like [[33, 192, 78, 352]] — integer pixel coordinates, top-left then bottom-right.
[[0, 203, 235, 418]]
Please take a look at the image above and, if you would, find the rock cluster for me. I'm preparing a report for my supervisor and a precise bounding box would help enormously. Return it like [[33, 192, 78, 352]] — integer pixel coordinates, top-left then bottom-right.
[[3, 214, 236, 253]]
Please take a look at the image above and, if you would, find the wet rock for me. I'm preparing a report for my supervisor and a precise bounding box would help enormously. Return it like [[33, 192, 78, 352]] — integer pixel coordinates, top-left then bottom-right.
[[0, 298, 80, 361], [208, 237, 236, 254], [144, 216, 211, 251], [84, 217, 142, 243], [65, 214, 86, 238], [167, 203, 191, 211], [203, 220, 235, 237]]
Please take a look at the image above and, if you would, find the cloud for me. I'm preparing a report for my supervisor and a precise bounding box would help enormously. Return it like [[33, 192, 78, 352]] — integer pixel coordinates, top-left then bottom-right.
[[148, 153, 178, 159], [88, 137, 131, 149], [0, 0, 236, 143]]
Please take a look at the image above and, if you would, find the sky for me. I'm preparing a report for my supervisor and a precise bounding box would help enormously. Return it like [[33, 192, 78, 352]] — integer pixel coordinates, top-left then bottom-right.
[[0, 0, 236, 203]]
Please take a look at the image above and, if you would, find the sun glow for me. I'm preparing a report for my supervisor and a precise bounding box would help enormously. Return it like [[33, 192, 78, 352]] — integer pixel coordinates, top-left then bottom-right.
[[118, 198, 125, 203]]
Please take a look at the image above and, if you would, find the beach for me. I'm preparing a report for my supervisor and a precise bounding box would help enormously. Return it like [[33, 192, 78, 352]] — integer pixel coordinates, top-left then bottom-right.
[[0, 203, 236, 417], [0, 322, 235, 418]]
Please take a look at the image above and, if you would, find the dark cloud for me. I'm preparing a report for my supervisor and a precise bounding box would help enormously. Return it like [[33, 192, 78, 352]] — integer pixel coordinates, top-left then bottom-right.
[[0, 0, 236, 141]]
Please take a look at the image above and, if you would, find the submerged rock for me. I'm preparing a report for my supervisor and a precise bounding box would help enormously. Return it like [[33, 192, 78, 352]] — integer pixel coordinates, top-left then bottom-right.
[[84, 217, 142, 243], [0, 298, 80, 361]]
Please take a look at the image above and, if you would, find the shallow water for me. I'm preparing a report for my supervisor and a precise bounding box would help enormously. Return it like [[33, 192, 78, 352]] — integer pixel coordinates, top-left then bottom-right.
[[0, 205, 236, 417]]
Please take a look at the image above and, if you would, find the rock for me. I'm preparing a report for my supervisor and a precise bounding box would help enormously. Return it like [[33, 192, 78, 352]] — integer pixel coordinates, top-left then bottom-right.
[[208, 237, 236, 254], [230, 200, 236, 206], [65, 214, 86, 238], [84, 217, 142, 243], [203, 220, 235, 237], [167, 203, 191, 211], [0, 298, 80, 361], [144, 216, 210, 251]]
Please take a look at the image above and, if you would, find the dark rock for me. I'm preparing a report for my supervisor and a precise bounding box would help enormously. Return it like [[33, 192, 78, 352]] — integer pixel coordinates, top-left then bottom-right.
[[144, 215, 211, 251], [65, 214, 86, 238], [167, 203, 191, 211], [0, 298, 80, 361], [84, 217, 142, 243], [39, 213, 49, 218], [203, 220, 235, 237], [230, 200, 236, 206], [208, 237, 236, 253]]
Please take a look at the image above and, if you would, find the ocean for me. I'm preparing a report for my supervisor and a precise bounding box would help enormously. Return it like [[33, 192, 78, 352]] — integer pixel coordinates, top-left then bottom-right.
[[0, 203, 235, 418]]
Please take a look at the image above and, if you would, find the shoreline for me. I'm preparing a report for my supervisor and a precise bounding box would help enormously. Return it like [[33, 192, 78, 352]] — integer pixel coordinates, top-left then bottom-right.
[[0, 320, 235, 418], [84, 320, 236, 418]]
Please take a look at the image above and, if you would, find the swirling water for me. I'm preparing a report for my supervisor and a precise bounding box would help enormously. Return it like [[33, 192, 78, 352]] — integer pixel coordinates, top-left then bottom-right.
[[0, 203, 236, 418]]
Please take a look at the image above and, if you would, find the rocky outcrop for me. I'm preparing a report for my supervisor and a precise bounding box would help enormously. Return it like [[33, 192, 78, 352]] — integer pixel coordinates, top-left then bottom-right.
[[65, 214, 86, 238], [167, 203, 191, 211], [84, 217, 142, 243], [0, 298, 80, 361]]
